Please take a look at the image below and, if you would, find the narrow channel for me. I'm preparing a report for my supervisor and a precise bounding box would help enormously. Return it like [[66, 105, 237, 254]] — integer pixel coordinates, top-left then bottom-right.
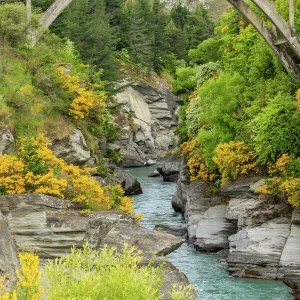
[[127, 166, 293, 300]]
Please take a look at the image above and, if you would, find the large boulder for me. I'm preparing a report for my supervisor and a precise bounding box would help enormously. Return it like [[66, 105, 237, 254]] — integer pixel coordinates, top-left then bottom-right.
[[184, 181, 227, 242], [0, 194, 182, 259], [114, 167, 143, 195], [156, 155, 181, 182], [0, 128, 15, 155], [172, 156, 190, 212], [114, 79, 179, 167], [50, 128, 93, 166], [93, 167, 143, 196], [0, 212, 19, 286]]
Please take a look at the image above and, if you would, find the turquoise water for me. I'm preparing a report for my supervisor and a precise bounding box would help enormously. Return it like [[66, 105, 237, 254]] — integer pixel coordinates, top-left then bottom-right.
[[127, 166, 293, 300]]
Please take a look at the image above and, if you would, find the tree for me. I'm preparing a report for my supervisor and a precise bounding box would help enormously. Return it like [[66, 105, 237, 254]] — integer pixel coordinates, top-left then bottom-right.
[[54, 0, 118, 80], [127, 0, 153, 71], [170, 2, 189, 31], [186, 3, 214, 49], [167, 20, 189, 61], [151, 0, 171, 73]]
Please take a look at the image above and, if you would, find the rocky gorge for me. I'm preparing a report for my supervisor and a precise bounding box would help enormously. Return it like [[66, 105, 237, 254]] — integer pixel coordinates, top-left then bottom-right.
[[156, 155, 300, 298], [0, 79, 199, 298]]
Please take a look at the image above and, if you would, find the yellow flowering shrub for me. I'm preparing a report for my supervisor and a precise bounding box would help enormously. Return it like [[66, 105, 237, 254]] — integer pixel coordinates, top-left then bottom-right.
[[0, 134, 136, 214], [257, 154, 300, 207], [213, 141, 258, 185], [0, 253, 43, 300], [0, 156, 26, 195], [181, 138, 217, 182], [56, 67, 107, 119], [0, 275, 15, 300], [15, 253, 44, 300], [296, 88, 300, 110]]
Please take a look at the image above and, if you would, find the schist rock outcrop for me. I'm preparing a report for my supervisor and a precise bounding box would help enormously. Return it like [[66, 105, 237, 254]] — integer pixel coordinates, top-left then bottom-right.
[[163, 156, 300, 297], [113, 79, 179, 168], [0, 194, 196, 299]]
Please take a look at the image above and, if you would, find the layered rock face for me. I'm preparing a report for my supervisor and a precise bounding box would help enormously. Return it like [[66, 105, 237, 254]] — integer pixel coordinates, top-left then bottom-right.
[[0, 128, 15, 156], [114, 79, 178, 167], [169, 158, 300, 295], [50, 128, 94, 166], [0, 194, 196, 299]]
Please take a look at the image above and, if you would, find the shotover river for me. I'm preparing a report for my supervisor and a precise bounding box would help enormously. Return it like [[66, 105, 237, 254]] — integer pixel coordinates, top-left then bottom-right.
[[127, 166, 293, 300]]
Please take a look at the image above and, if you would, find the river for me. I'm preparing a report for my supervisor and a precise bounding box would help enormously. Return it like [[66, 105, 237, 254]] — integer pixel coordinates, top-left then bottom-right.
[[127, 166, 293, 300]]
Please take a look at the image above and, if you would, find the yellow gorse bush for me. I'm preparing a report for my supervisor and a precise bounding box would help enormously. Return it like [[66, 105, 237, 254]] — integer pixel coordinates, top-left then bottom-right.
[[16, 253, 44, 300], [56, 67, 107, 119], [213, 141, 258, 185], [0, 134, 136, 214], [296, 88, 300, 110], [0, 253, 43, 300], [258, 154, 300, 207], [181, 137, 217, 182]]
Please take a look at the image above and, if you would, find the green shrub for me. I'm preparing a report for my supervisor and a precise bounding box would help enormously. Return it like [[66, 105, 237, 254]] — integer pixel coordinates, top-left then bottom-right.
[[0, 3, 39, 47], [194, 61, 222, 88], [253, 94, 300, 163], [172, 67, 196, 95], [188, 38, 222, 65], [196, 72, 245, 168], [45, 243, 165, 300]]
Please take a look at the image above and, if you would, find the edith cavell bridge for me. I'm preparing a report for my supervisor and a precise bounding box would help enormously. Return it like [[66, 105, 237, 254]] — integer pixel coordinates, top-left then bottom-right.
[[27, 0, 300, 78]]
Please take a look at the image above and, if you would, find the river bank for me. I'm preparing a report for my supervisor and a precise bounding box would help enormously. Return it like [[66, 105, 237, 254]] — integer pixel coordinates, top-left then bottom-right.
[[128, 166, 293, 299]]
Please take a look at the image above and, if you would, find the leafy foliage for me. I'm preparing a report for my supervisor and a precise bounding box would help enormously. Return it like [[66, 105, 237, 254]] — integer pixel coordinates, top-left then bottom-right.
[[253, 94, 300, 163], [45, 243, 165, 300], [181, 138, 217, 182], [176, 5, 300, 207], [213, 141, 257, 185], [0, 135, 136, 214]]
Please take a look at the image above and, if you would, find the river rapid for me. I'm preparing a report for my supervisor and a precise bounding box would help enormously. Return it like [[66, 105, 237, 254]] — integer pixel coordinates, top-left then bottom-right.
[[127, 166, 293, 300]]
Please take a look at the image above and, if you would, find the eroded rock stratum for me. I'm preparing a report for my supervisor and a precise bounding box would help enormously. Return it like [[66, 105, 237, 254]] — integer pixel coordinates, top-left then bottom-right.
[[0, 194, 196, 299]]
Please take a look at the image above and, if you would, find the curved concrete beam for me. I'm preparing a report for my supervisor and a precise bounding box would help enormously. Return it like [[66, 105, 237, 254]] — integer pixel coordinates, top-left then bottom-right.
[[34, 0, 73, 44], [250, 0, 300, 60], [228, 0, 300, 79]]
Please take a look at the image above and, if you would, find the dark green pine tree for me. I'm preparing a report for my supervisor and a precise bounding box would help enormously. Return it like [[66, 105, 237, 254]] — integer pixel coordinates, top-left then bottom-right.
[[127, 0, 153, 71], [166, 19, 189, 61], [56, 0, 118, 80], [170, 2, 189, 31], [185, 3, 214, 49], [118, 2, 131, 50], [104, 0, 124, 49], [151, 0, 171, 74]]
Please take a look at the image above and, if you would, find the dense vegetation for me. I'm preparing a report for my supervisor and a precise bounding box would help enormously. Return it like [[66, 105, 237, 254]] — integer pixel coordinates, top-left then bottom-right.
[[46, 0, 214, 78], [0, 244, 195, 300], [174, 3, 300, 207]]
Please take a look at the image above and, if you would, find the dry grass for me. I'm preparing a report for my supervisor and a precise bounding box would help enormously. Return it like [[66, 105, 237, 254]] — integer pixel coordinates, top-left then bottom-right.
[[44, 114, 74, 140]]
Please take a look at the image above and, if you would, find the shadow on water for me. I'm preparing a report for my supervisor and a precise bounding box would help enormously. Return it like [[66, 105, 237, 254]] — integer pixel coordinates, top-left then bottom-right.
[[127, 166, 293, 300]]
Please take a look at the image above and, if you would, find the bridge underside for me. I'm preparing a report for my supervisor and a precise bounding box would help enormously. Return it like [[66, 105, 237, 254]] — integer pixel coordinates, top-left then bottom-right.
[[227, 0, 300, 79]]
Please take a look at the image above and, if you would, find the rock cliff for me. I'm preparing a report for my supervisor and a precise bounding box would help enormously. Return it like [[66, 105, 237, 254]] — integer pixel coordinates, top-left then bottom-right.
[[167, 158, 300, 297], [0, 128, 15, 156], [0, 194, 196, 299], [162, 0, 229, 20], [114, 79, 179, 167]]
